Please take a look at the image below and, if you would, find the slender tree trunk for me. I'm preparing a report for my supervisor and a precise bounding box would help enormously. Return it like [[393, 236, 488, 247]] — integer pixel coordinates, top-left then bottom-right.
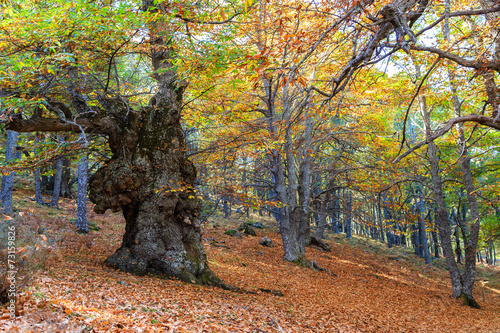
[[298, 103, 314, 251], [50, 150, 63, 208], [60, 156, 72, 197], [417, 190, 431, 264], [331, 189, 341, 234], [454, 220, 462, 264], [315, 193, 328, 240], [34, 134, 45, 205], [382, 194, 394, 248], [429, 214, 440, 258], [282, 79, 303, 260], [255, 5, 302, 262], [443, 3, 481, 306], [1, 130, 18, 214], [377, 199, 386, 243], [411, 207, 421, 257], [76, 133, 89, 233], [344, 189, 352, 239], [417, 67, 477, 306]]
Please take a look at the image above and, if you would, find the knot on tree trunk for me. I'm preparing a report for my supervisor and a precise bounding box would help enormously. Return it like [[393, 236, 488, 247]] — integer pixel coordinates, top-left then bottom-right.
[[89, 159, 145, 214]]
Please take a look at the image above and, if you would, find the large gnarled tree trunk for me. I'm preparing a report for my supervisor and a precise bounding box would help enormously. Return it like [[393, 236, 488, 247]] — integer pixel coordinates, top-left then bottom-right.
[[5, 2, 226, 288], [88, 4, 224, 285], [88, 95, 221, 284]]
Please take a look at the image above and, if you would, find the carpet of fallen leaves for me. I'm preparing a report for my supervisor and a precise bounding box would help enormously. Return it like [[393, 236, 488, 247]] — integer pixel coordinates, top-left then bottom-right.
[[1, 192, 500, 332]]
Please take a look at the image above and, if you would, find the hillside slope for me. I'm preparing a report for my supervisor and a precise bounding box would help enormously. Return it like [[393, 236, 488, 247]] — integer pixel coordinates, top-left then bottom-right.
[[1, 193, 500, 332]]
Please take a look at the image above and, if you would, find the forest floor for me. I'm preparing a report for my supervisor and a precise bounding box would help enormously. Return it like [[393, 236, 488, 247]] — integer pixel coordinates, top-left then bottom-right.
[[1, 190, 500, 332]]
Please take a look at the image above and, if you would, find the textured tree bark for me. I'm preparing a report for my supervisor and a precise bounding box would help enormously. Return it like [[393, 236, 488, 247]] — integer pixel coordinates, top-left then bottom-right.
[[50, 152, 63, 208], [344, 189, 352, 239], [298, 103, 314, 252], [281, 79, 303, 261], [60, 157, 72, 198], [2, 0, 225, 287], [76, 133, 88, 234], [429, 214, 440, 258], [417, 187, 431, 265], [314, 193, 328, 240], [1, 131, 18, 214], [376, 200, 385, 243], [261, 72, 303, 263]]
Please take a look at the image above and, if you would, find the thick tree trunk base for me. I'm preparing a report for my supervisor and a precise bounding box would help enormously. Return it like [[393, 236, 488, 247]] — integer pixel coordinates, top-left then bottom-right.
[[75, 228, 88, 234], [104, 247, 229, 288], [459, 293, 481, 309], [291, 256, 312, 268]]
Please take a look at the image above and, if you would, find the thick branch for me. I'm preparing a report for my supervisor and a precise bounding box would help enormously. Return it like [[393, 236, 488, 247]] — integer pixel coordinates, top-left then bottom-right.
[[411, 45, 500, 72], [393, 114, 500, 163], [4, 116, 112, 134]]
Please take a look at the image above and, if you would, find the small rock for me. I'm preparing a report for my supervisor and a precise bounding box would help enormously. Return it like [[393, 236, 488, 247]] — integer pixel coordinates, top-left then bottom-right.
[[257, 251, 264, 255], [118, 281, 127, 286], [259, 237, 274, 247], [238, 223, 256, 236], [252, 222, 264, 229]]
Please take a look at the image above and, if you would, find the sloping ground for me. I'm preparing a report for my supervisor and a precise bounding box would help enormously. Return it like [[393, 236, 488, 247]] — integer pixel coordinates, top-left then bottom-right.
[[1, 194, 500, 332]]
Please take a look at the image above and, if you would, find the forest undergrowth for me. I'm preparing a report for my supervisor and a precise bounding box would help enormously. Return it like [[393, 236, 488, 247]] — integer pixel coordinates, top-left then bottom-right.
[[1, 189, 500, 333]]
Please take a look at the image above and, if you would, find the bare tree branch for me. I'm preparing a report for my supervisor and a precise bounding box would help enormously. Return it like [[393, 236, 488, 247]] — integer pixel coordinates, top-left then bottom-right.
[[393, 114, 500, 163]]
